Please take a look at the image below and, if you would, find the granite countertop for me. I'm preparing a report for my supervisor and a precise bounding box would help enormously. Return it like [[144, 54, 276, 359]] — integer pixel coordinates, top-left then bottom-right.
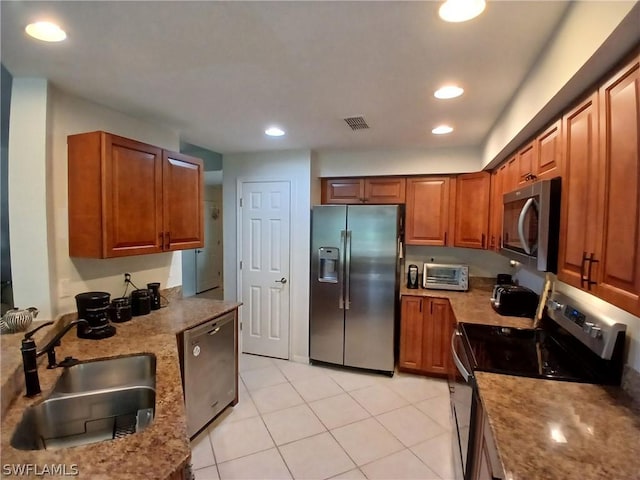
[[0, 296, 241, 479], [400, 278, 534, 329], [475, 372, 640, 480]]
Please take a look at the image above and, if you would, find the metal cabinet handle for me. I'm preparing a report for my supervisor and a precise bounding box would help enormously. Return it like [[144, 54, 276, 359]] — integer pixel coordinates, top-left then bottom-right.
[[586, 253, 598, 290], [275, 277, 287, 284]]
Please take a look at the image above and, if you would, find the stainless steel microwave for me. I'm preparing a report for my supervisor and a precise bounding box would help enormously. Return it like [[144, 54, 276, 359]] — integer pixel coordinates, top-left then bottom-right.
[[501, 177, 561, 272]]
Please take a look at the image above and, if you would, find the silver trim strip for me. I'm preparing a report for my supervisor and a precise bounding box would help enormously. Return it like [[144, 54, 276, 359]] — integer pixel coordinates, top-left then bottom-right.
[[451, 330, 470, 382]]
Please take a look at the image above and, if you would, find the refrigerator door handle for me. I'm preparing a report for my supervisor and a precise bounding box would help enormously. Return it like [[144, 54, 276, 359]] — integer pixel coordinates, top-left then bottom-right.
[[339, 230, 346, 309], [345, 230, 352, 310]]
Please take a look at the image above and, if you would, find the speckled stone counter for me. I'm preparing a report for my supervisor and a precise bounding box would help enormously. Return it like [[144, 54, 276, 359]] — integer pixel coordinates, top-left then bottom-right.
[[475, 372, 640, 480], [0, 297, 241, 479], [400, 278, 533, 329]]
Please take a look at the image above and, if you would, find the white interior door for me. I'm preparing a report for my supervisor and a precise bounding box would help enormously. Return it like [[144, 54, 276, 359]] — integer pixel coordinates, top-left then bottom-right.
[[240, 181, 290, 359], [196, 201, 222, 293]]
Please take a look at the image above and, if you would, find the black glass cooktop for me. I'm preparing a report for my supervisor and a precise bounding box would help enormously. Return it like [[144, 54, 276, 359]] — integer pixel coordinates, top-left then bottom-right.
[[459, 321, 620, 384]]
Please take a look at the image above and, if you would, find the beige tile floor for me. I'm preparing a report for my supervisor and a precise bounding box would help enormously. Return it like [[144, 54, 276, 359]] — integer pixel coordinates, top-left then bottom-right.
[[190, 353, 455, 480]]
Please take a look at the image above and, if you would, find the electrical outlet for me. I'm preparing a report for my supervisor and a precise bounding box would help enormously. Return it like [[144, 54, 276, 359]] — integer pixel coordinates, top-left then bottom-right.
[[124, 273, 131, 283], [59, 278, 70, 298]]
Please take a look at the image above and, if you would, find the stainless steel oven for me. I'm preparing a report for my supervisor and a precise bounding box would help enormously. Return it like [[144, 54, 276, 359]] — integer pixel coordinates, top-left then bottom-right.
[[449, 330, 477, 480], [449, 289, 627, 480], [501, 177, 561, 272]]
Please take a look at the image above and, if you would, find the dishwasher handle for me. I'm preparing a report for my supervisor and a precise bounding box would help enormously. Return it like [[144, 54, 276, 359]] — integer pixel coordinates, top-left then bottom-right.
[[184, 311, 235, 341]]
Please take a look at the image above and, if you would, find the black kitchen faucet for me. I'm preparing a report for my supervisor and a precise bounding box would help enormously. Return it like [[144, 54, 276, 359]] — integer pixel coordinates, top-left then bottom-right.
[[20, 319, 88, 397]]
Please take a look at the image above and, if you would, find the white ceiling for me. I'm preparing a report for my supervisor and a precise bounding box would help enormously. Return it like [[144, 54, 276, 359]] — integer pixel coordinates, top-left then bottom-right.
[[1, 1, 573, 154]]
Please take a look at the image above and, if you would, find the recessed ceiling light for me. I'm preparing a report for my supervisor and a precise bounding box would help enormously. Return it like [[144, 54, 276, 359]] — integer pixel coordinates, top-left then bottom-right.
[[432, 125, 454, 135], [439, 0, 486, 23], [434, 85, 464, 99], [265, 126, 285, 137], [25, 21, 67, 42]]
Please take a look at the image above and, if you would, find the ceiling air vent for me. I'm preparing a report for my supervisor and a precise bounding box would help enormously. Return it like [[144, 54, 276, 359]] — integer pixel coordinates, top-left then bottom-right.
[[344, 116, 370, 131]]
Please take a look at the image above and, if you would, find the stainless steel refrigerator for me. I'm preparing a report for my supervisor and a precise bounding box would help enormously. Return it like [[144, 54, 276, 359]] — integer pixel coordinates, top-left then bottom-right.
[[310, 205, 400, 375]]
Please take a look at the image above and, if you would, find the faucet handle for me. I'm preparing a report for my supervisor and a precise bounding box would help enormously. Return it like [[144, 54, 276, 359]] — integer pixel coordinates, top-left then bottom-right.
[[23, 321, 54, 340]]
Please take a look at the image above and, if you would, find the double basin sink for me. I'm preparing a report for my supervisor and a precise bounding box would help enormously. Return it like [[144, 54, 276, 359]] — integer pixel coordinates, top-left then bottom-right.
[[11, 354, 156, 450]]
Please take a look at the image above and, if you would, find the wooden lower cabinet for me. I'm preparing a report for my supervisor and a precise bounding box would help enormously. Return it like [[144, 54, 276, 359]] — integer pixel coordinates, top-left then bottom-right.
[[399, 296, 454, 376]]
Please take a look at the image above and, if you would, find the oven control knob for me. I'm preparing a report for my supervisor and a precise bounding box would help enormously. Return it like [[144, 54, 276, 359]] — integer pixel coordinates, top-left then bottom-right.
[[547, 300, 563, 312], [583, 322, 595, 334], [590, 326, 602, 339]]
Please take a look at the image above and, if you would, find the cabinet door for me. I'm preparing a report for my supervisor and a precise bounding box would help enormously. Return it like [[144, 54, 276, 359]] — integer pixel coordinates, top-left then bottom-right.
[[321, 178, 364, 204], [557, 93, 600, 289], [406, 177, 451, 245], [517, 141, 536, 185], [364, 177, 406, 204], [536, 120, 562, 180], [503, 156, 519, 194], [454, 172, 491, 249], [596, 56, 640, 315], [104, 134, 164, 257], [399, 296, 425, 371], [489, 168, 504, 251], [163, 151, 204, 251], [422, 298, 452, 375]]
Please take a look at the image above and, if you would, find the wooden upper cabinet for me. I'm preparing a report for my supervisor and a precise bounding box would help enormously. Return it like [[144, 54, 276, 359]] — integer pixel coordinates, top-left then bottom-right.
[[364, 177, 406, 204], [321, 177, 405, 204], [517, 141, 537, 185], [535, 120, 562, 180], [503, 155, 519, 194], [405, 177, 451, 246], [454, 172, 491, 249], [321, 178, 363, 204], [163, 151, 204, 251], [557, 93, 600, 289], [595, 55, 640, 315], [489, 167, 505, 251], [68, 131, 204, 258]]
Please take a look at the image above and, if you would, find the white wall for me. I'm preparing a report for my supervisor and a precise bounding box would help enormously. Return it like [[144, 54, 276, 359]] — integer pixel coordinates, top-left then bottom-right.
[[8, 79, 54, 317], [483, 1, 639, 168], [315, 146, 482, 177], [223, 150, 312, 363], [8, 81, 183, 319]]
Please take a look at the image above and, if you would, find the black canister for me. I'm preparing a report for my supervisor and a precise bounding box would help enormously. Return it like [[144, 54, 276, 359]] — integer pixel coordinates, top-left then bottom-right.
[[147, 282, 161, 310], [407, 264, 419, 289], [131, 289, 151, 316], [75, 291, 116, 339], [109, 297, 132, 323]]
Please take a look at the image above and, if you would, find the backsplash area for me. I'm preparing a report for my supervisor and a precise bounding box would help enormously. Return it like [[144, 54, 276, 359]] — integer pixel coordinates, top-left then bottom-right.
[[404, 246, 512, 279]]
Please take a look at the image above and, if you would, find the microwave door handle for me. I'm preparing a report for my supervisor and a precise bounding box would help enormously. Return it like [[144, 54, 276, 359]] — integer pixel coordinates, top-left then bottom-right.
[[517, 198, 536, 255]]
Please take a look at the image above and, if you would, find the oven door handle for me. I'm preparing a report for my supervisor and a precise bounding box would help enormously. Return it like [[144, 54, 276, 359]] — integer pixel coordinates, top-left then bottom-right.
[[517, 197, 536, 255], [451, 330, 471, 382]]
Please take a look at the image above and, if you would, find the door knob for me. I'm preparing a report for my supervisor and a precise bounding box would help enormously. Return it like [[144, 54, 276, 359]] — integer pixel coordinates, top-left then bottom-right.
[[275, 277, 287, 284]]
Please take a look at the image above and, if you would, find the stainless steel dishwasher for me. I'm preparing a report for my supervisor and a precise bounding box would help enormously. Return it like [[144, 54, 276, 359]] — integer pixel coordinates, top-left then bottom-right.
[[181, 311, 236, 437]]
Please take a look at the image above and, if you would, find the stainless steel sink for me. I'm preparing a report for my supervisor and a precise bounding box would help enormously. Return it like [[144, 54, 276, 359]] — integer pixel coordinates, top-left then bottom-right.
[[52, 354, 156, 393], [11, 354, 156, 451]]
